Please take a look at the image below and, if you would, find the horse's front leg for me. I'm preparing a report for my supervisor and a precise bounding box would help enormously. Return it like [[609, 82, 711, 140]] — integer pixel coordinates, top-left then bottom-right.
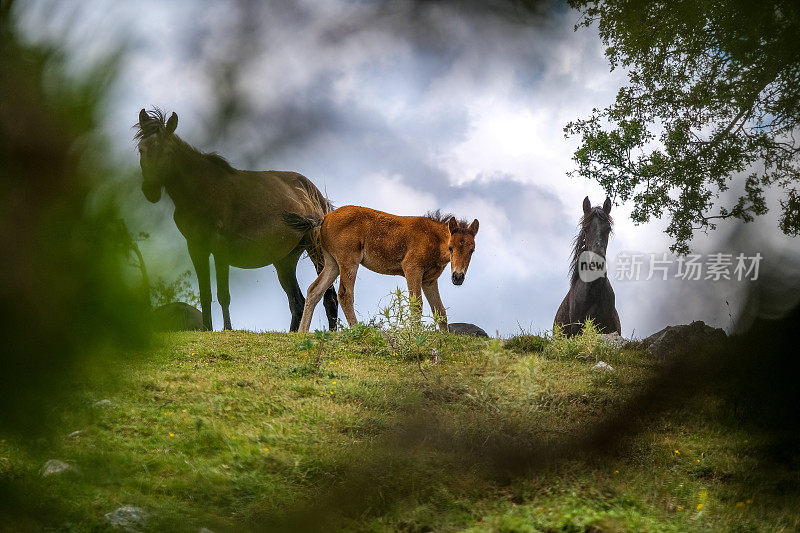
[[188, 244, 212, 331], [213, 252, 232, 330], [553, 293, 570, 336], [402, 262, 424, 322], [422, 280, 447, 331]]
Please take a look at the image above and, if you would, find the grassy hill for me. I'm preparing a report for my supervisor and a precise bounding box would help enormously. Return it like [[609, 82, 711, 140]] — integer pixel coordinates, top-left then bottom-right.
[[1, 324, 798, 532]]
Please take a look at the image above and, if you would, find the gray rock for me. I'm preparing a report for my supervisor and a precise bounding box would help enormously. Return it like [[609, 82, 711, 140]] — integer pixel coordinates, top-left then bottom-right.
[[104, 505, 149, 532], [92, 399, 112, 409], [152, 302, 205, 331], [643, 321, 727, 359], [599, 332, 627, 350], [592, 361, 615, 372], [41, 459, 74, 477], [447, 322, 489, 337]]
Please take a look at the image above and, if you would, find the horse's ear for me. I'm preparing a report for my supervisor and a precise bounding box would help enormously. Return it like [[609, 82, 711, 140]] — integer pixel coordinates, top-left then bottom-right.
[[582, 196, 591, 214], [603, 197, 612, 215], [448, 217, 459, 234], [139, 108, 149, 125], [468, 219, 479, 236], [166, 112, 178, 134]]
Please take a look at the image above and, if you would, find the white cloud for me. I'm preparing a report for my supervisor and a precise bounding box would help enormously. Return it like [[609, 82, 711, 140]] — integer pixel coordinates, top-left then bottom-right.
[[346, 173, 438, 215]]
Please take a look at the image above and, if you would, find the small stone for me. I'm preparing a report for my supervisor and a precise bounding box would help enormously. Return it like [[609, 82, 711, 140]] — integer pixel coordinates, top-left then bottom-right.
[[92, 399, 112, 409], [199, 528, 216, 533], [41, 459, 74, 477], [592, 361, 615, 372], [104, 505, 149, 532], [66, 430, 84, 441]]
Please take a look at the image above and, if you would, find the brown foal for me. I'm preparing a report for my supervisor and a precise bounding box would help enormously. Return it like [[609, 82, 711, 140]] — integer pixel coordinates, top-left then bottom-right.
[[285, 206, 479, 332]]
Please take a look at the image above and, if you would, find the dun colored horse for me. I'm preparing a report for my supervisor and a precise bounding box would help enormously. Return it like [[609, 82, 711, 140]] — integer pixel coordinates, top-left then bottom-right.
[[135, 108, 338, 331], [284, 206, 479, 333], [554, 196, 621, 336]]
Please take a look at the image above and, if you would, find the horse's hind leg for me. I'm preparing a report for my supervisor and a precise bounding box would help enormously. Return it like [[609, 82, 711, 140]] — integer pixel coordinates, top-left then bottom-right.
[[323, 286, 338, 331], [306, 237, 339, 331], [313, 258, 339, 331], [299, 249, 340, 333], [275, 250, 305, 332], [213, 253, 233, 330]]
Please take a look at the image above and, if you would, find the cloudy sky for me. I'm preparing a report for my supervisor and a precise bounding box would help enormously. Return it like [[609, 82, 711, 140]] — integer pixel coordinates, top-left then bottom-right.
[[16, 0, 799, 336]]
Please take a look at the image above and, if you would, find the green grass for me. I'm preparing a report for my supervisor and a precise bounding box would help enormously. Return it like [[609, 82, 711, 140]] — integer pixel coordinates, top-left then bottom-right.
[[1, 325, 798, 532], [504, 334, 549, 353]]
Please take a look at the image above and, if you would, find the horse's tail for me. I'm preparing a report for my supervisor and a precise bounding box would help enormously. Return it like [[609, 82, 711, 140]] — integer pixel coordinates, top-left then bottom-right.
[[283, 183, 332, 273], [281, 212, 324, 234]]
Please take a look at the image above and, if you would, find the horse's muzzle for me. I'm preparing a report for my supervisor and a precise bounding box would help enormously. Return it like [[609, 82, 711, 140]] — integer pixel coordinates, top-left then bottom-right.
[[452, 272, 465, 285], [142, 182, 162, 203]]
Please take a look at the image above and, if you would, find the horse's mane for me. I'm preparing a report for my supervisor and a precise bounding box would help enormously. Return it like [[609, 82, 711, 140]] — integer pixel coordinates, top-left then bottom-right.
[[569, 207, 614, 283], [424, 209, 472, 232], [134, 108, 236, 174], [424, 209, 453, 223], [201, 152, 236, 172]]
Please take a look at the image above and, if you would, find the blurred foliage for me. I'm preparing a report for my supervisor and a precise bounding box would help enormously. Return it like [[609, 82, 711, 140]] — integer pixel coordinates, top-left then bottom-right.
[[566, 0, 800, 253], [150, 270, 201, 308], [0, 5, 149, 437], [109, 220, 200, 308], [111, 218, 151, 304]]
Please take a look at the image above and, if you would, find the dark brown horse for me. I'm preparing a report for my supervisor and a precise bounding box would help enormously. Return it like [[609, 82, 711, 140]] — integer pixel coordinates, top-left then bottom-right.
[[284, 206, 479, 333], [554, 196, 621, 336], [135, 108, 337, 331]]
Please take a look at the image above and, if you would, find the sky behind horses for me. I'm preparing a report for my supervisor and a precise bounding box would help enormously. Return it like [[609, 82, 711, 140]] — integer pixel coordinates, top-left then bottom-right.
[[16, 0, 797, 337]]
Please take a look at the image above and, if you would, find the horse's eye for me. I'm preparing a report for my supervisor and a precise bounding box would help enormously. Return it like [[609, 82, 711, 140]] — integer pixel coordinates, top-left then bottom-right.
[[470, 248, 474, 254], [448, 246, 453, 252]]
